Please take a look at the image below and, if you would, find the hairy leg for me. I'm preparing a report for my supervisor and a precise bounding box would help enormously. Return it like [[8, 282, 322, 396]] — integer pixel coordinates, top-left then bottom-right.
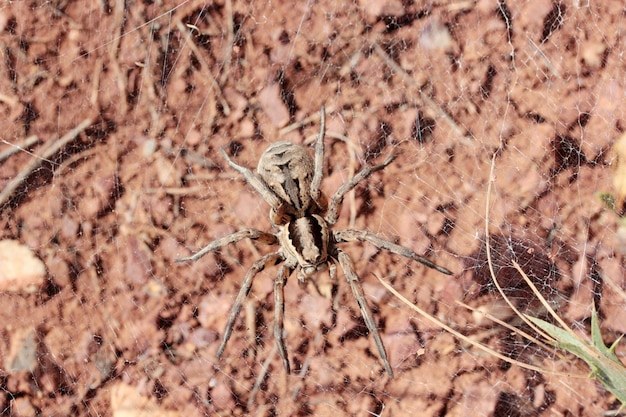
[[325, 155, 397, 225], [176, 228, 278, 262], [334, 229, 452, 275], [337, 250, 394, 378], [217, 252, 283, 360], [273, 264, 292, 373]]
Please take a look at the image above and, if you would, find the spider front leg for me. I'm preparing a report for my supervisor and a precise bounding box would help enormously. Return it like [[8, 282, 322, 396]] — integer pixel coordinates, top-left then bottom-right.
[[220, 148, 294, 224], [325, 154, 398, 225], [310, 105, 326, 203], [175, 229, 278, 262], [217, 252, 284, 360], [336, 250, 394, 378], [334, 229, 452, 275]]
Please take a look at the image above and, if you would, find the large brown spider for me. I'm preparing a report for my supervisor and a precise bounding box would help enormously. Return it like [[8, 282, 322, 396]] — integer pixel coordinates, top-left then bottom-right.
[[177, 107, 452, 377]]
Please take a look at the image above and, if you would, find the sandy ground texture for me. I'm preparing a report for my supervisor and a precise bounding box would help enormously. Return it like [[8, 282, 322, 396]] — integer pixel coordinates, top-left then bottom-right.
[[1, 0, 625, 416]]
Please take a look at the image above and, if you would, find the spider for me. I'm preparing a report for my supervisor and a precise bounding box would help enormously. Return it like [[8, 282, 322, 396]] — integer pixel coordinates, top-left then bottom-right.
[[177, 107, 452, 377]]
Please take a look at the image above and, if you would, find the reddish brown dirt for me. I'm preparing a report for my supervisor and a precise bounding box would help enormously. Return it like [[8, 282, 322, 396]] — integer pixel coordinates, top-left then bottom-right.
[[1, 1, 625, 416]]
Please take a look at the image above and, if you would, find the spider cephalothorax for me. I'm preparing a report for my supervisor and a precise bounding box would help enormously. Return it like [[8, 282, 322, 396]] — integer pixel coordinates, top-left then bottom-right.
[[177, 107, 452, 377], [256, 141, 325, 221]]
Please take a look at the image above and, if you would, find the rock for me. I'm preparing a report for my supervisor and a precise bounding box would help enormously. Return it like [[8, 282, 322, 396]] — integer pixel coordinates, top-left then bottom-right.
[[0, 240, 46, 293]]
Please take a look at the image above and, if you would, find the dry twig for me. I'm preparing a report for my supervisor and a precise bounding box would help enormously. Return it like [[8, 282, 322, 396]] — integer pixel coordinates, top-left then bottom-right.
[[373, 43, 468, 140], [0, 119, 93, 210], [0, 136, 40, 163]]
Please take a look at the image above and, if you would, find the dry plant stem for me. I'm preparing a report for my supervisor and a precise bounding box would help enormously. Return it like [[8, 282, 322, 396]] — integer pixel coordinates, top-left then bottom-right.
[[601, 270, 626, 302], [323, 132, 361, 154], [457, 301, 533, 338], [0, 136, 39, 163], [146, 185, 208, 195], [243, 233, 263, 260], [0, 118, 93, 210], [291, 332, 321, 400], [90, 56, 103, 107], [279, 110, 322, 137], [184, 172, 240, 182], [110, 0, 128, 115], [373, 43, 467, 140], [56, 147, 103, 177], [512, 260, 577, 339], [217, 0, 235, 87], [457, 300, 568, 360], [484, 152, 553, 341], [527, 37, 560, 78], [482, 152, 593, 371], [137, 44, 163, 137], [248, 342, 278, 410], [82, 1, 192, 58], [175, 21, 230, 115], [375, 274, 564, 375]]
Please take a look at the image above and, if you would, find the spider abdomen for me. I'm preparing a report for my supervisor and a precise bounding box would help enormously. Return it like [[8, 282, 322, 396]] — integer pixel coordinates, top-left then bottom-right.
[[280, 214, 330, 276]]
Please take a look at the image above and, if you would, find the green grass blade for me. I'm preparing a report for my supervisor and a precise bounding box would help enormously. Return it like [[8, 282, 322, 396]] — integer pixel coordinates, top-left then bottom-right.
[[527, 314, 626, 406]]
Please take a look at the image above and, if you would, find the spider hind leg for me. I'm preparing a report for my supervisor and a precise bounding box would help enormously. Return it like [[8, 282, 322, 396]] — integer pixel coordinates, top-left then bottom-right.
[[337, 250, 394, 378], [274, 264, 292, 373], [216, 252, 283, 360]]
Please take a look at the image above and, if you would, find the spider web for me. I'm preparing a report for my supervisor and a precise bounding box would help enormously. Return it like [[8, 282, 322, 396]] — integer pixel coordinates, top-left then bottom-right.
[[0, 0, 624, 415]]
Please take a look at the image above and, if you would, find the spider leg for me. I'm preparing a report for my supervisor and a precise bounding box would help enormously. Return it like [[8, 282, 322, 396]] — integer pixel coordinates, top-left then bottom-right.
[[220, 148, 293, 223], [334, 229, 452, 275], [176, 229, 278, 262], [325, 154, 397, 225], [310, 105, 326, 202], [274, 264, 293, 373], [329, 261, 337, 282], [217, 252, 284, 360], [336, 249, 394, 378]]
